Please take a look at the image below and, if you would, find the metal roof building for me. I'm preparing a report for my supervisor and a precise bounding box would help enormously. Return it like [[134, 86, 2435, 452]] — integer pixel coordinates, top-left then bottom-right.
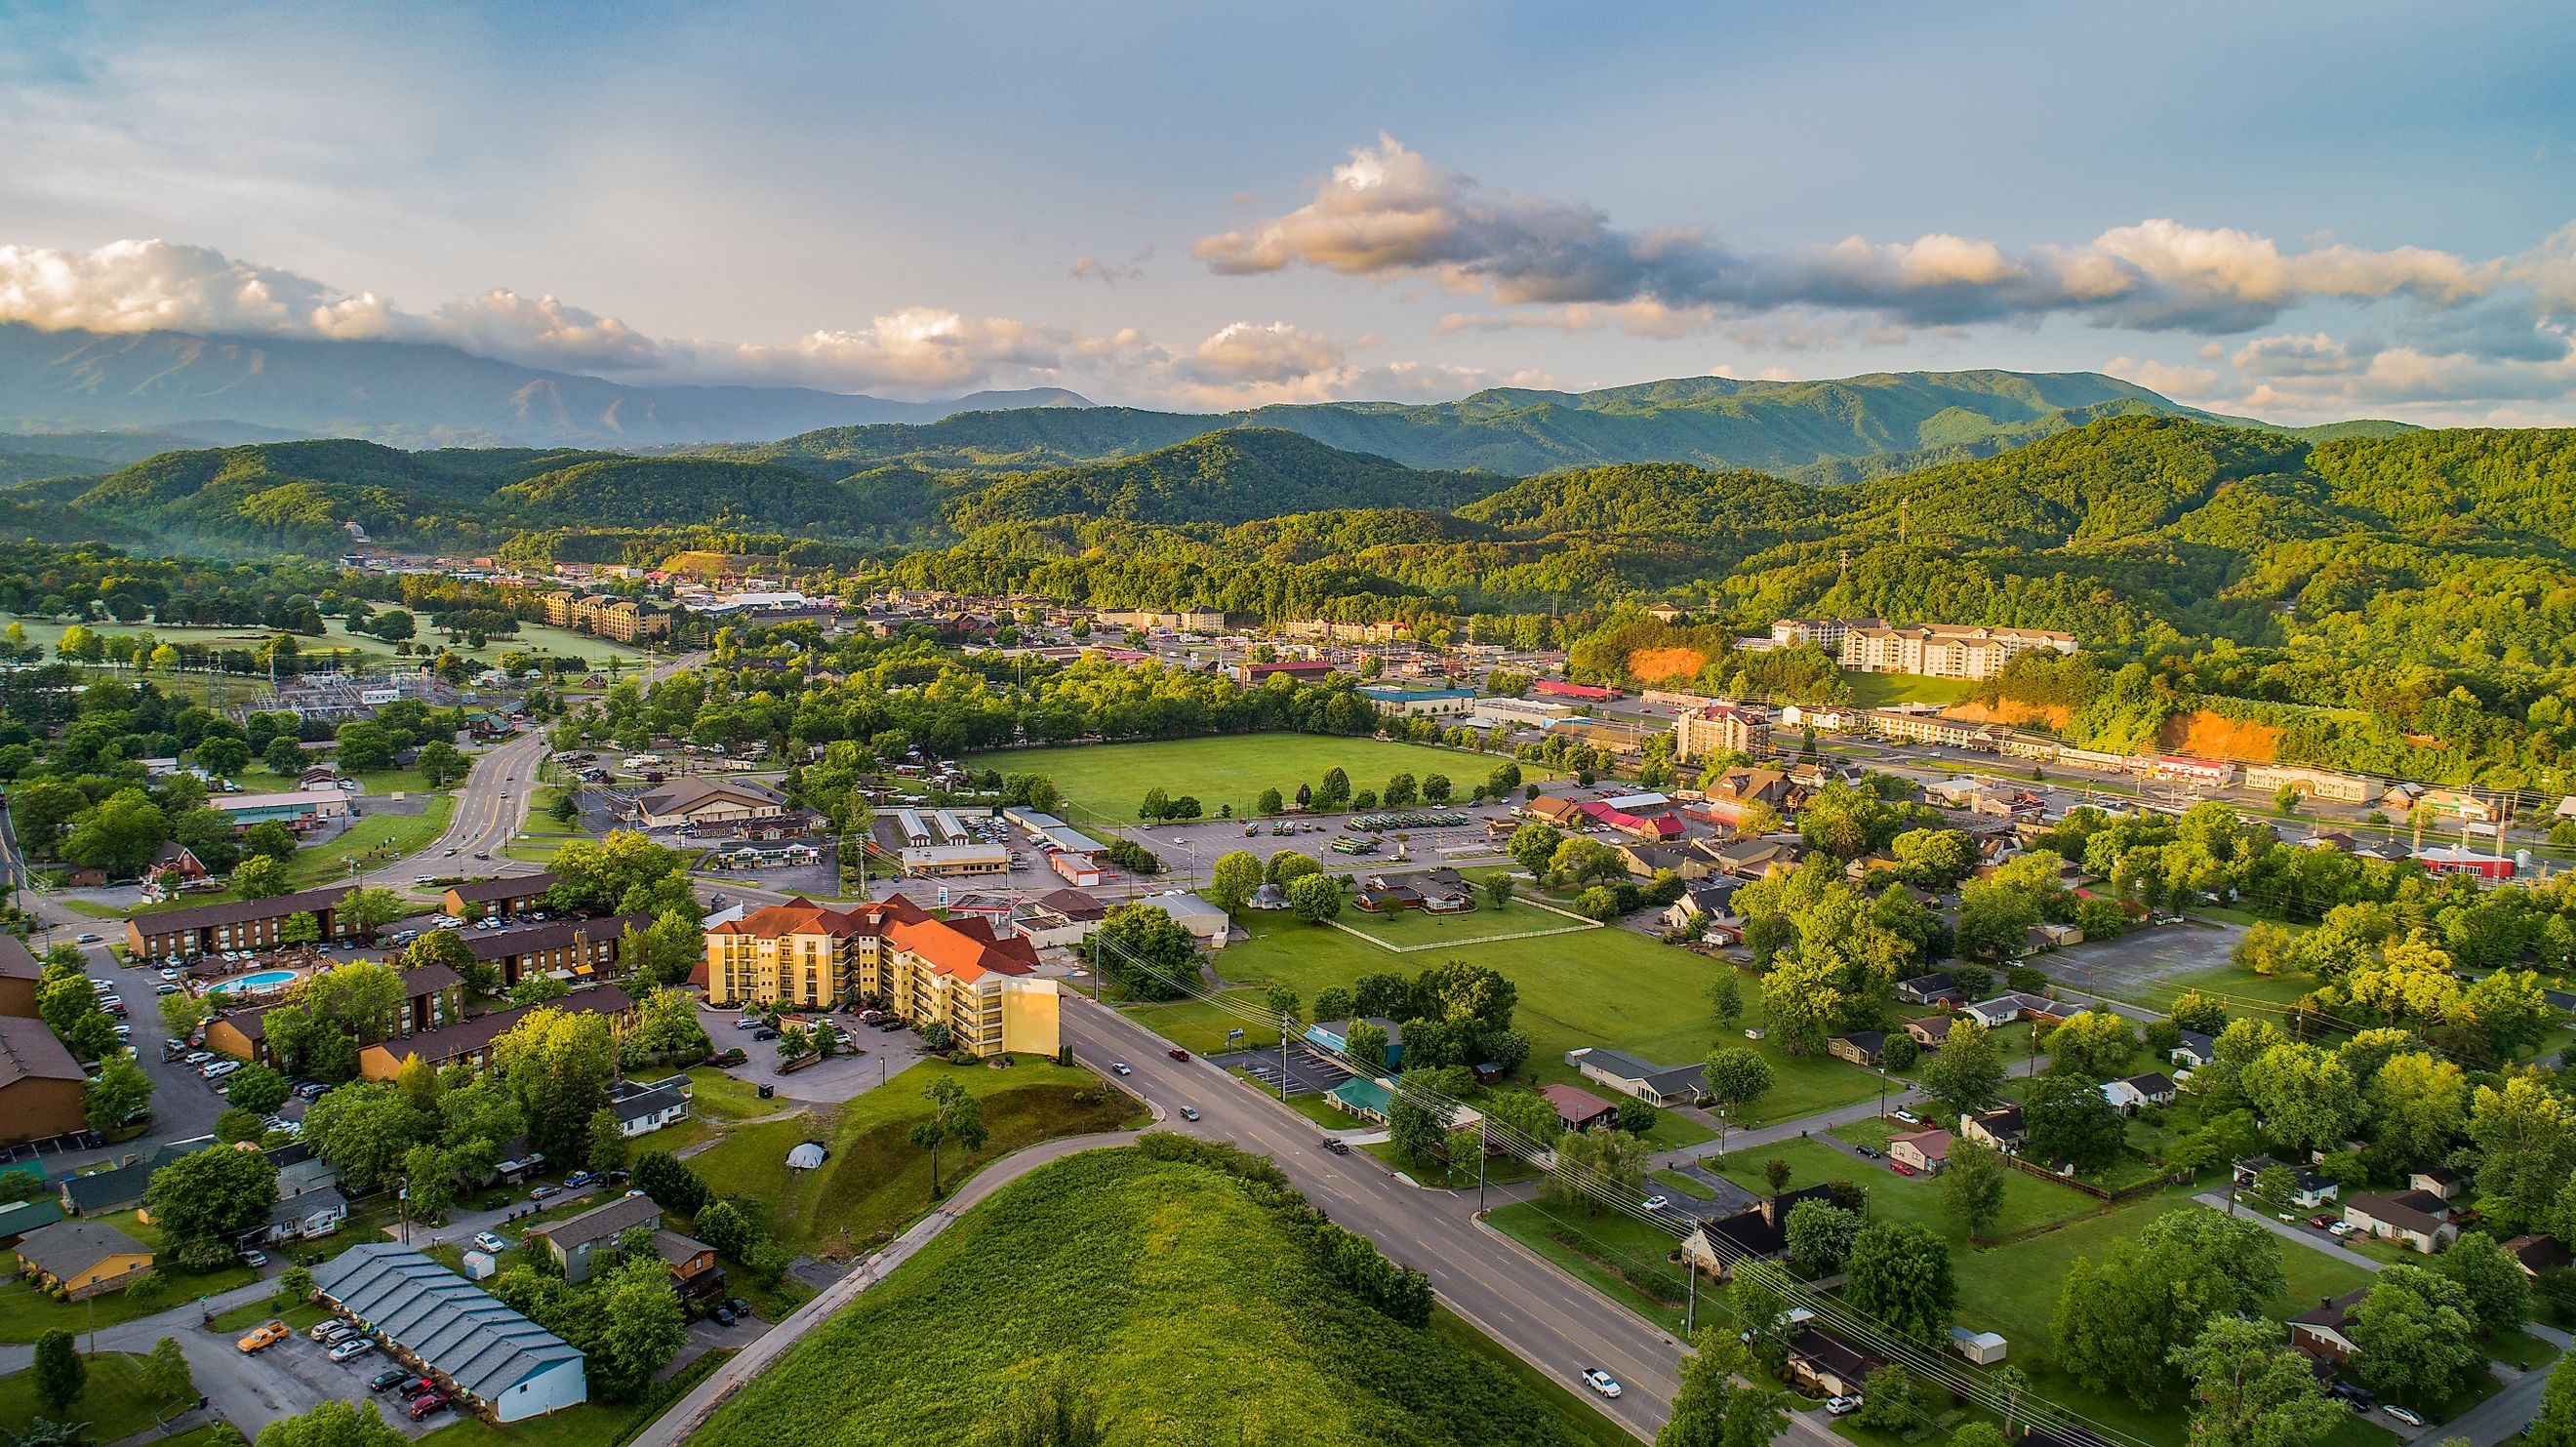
[[312, 1244, 586, 1422]]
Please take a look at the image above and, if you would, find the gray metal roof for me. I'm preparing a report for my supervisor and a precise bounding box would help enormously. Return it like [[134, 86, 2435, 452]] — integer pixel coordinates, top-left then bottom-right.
[[311, 1245, 582, 1403]]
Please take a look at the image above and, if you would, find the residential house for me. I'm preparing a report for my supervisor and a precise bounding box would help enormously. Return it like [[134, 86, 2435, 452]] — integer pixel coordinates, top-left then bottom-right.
[[1663, 881, 1742, 933], [2170, 1029, 2218, 1069], [1961, 1105, 2025, 1153], [16, 1220, 153, 1300], [0, 1199, 64, 1247], [1520, 795, 1587, 828], [0, 1017, 90, 1143], [1539, 1084, 1622, 1134], [142, 842, 213, 899], [1896, 971, 1959, 1006], [2024, 921, 2084, 954], [1356, 885, 1425, 914], [653, 1229, 723, 1299], [1679, 1184, 1835, 1277], [2288, 1288, 2368, 1362], [1565, 1046, 1705, 1106], [1308, 1018, 1404, 1070], [1785, 1328, 1887, 1399], [2343, 1190, 2458, 1254], [251, 1186, 349, 1245], [1958, 991, 2061, 1028], [1828, 1031, 1886, 1067], [2504, 1234, 2574, 1278], [1619, 843, 1703, 882], [2408, 1166, 2466, 1201], [2101, 1073, 2176, 1114], [528, 1191, 664, 1284], [1889, 1128, 1952, 1175], [1697, 836, 1801, 880], [1903, 1016, 1954, 1050], [0, 935, 39, 1018], [607, 1077, 692, 1138]]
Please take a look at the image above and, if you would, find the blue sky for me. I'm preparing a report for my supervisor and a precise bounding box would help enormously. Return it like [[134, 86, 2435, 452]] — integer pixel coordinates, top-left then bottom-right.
[[2, 0, 2570, 421]]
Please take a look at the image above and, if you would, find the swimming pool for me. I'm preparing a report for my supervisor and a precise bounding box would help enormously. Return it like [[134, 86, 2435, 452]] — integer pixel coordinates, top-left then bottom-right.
[[208, 970, 300, 994]]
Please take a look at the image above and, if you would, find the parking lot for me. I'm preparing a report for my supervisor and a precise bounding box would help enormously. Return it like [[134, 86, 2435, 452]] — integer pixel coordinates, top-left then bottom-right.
[[1209, 1044, 1353, 1100], [1115, 804, 1517, 896], [222, 1326, 451, 1437]]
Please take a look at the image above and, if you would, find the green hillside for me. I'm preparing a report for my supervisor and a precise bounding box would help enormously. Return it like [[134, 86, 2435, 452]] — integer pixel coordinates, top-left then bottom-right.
[[946, 428, 1508, 529], [691, 1144, 1623, 1447]]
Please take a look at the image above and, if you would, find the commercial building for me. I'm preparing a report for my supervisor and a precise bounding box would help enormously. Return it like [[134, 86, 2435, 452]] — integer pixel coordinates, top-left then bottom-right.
[[1532, 679, 1621, 702], [1768, 618, 1877, 652], [1839, 623, 2078, 681], [211, 788, 353, 831], [2244, 764, 2373, 803], [312, 1245, 587, 1422], [540, 591, 670, 643], [1672, 702, 1773, 763], [701, 896, 1059, 1057], [125, 885, 358, 962], [1470, 696, 1574, 729], [1357, 685, 1478, 719], [634, 777, 789, 830], [1235, 660, 1336, 687]]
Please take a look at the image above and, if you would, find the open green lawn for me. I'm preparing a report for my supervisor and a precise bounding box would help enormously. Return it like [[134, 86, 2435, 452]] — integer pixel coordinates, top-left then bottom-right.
[[81, 795, 464, 915], [964, 734, 1563, 826], [1845, 673, 1977, 708], [1333, 894, 1593, 948], [695, 1148, 1622, 1447], [1714, 1138, 2099, 1245], [685, 1059, 1144, 1258], [1485, 1199, 1701, 1337], [0, 1350, 194, 1440], [1135, 916, 1880, 1128], [0, 1249, 258, 1344]]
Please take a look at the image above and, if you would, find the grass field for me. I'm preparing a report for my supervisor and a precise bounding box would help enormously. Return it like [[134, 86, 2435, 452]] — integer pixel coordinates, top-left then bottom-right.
[[685, 1060, 1143, 1258], [1333, 894, 1596, 950], [1845, 673, 1978, 708], [0, 1350, 192, 1441], [1485, 1199, 1701, 1336], [1132, 915, 1882, 1128], [965, 735, 1561, 825], [693, 1148, 1627, 1447], [1717, 1137, 2097, 1244]]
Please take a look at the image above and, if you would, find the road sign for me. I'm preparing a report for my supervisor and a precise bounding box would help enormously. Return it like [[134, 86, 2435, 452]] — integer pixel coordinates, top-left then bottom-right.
[[1228, 1028, 1245, 1041], [936, 884, 949, 908]]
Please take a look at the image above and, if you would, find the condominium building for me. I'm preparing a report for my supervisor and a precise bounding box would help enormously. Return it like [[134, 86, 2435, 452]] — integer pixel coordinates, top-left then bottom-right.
[[540, 592, 671, 643], [1839, 623, 2077, 680], [1769, 618, 1880, 652], [701, 896, 1060, 1058], [1672, 702, 1773, 763]]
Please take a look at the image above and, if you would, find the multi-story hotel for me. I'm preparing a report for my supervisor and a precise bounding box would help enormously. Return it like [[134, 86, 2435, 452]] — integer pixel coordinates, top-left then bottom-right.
[[1671, 702, 1773, 763], [701, 895, 1060, 1058], [1838, 623, 2077, 680], [540, 592, 672, 643]]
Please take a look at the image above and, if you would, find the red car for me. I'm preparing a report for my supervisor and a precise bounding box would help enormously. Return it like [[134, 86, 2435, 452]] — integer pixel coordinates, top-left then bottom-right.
[[1892, 1164, 1915, 1177], [2309, 1215, 2335, 1228], [409, 1392, 450, 1421], [1167, 1048, 1189, 1062]]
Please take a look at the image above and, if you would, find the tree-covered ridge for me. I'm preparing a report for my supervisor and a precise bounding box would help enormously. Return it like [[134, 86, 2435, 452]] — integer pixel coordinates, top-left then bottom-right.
[[946, 428, 1509, 530]]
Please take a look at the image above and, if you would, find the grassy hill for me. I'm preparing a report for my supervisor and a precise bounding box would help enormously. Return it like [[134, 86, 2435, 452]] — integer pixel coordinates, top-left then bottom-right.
[[690, 1145, 1627, 1447], [946, 428, 1509, 529]]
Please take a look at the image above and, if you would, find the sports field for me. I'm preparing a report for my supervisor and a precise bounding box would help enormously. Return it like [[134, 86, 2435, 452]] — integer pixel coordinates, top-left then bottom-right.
[[966, 734, 1559, 825], [1132, 912, 1882, 1128]]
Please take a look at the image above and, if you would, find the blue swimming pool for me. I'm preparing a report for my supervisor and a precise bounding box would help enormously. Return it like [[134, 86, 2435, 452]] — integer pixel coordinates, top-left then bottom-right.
[[209, 969, 300, 993]]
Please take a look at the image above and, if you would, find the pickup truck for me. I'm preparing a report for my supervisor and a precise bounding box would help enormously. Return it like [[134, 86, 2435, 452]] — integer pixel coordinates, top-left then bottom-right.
[[236, 1320, 290, 1354]]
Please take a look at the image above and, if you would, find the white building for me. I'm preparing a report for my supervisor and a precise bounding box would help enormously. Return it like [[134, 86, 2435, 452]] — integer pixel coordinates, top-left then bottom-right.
[[1839, 623, 2078, 680]]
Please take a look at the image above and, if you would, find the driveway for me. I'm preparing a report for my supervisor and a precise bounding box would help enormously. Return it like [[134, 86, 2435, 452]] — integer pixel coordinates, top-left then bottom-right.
[[694, 1003, 932, 1104], [2191, 1191, 2389, 1272]]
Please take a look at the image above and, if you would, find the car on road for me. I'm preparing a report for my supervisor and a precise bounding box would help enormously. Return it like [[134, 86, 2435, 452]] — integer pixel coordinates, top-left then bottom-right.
[[529, 1184, 562, 1200], [473, 851, 490, 860], [368, 1369, 410, 1392], [1581, 1369, 1622, 1398], [1109, 1062, 1131, 1075], [2384, 1407, 2425, 1427], [1180, 1106, 1199, 1121], [1827, 1395, 1865, 1417], [444, 847, 459, 856], [74, 933, 100, 944], [237, 1321, 289, 1353], [473, 1231, 509, 1254], [1642, 1195, 1670, 1212], [1320, 1138, 1350, 1155], [1167, 1048, 1189, 1062], [408, 1392, 450, 1421], [328, 1337, 378, 1363]]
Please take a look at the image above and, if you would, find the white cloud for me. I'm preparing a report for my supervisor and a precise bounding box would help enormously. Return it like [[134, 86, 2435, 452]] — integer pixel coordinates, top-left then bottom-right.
[[1203, 137, 2560, 335], [1187, 321, 1347, 383], [2104, 356, 2226, 399]]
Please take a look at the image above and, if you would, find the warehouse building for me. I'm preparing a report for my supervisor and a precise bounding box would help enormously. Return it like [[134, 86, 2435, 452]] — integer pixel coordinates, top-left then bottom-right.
[[312, 1244, 587, 1422]]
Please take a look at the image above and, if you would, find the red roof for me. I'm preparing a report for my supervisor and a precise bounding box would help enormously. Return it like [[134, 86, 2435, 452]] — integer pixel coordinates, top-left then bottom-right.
[[1534, 679, 1620, 701]]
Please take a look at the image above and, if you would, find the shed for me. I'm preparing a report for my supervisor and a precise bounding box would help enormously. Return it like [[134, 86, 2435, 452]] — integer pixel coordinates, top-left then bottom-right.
[[1950, 1327, 2008, 1364]]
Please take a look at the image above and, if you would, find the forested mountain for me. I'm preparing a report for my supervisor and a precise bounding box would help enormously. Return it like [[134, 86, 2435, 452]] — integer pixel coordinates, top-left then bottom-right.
[[946, 429, 1508, 530], [0, 323, 1089, 448]]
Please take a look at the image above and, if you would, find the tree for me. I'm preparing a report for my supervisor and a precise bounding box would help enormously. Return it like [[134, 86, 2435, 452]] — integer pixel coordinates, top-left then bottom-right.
[[1614, 1097, 1660, 1137], [491, 1007, 619, 1159], [1942, 1137, 2009, 1238], [2238, 1043, 2362, 1156], [1546, 1128, 1648, 1216], [910, 1076, 987, 1199], [302, 1081, 433, 1192], [1845, 1221, 1955, 1344], [338, 886, 405, 941], [83, 1052, 152, 1132], [634, 1150, 707, 1215], [32, 1331, 82, 1416], [2532, 1356, 2576, 1447], [1851, 1364, 1922, 1432], [229, 854, 290, 900], [1921, 1019, 2005, 1121], [2471, 1075, 2576, 1224], [333, 721, 395, 772], [262, 735, 305, 777], [2054, 1209, 2289, 1404], [510, 973, 571, 1006], [1286, 871, 1343, 923], [277, 910, 321, 947], [1095, 903, 1200, 999], [417, 740, 469, 787], [217, 1106, 268, 1144], [586, 1254, 689, 1401], [1342, 1020, 1389, 1071], [1757, 954, 1842, 1056], [1784, 1198, 1862, 1274], [2349, 1266, 2484, 1406], [1657, 1335, 1788, 1447], [141, 1336, 192, 1405], [1389, 1093, 1444, 1164], [1254, 787, 1283, 816], [1205, 850, 1264, 912], [2366, 1052, 2466, 1170], [1700, 1047, 1773, 1149], [586, 1107, 630, 1173], [145, 1144, 279, 1268], [1507, 822, 1563, 875], [1483, 872, 1514, 908], [2170, 1316, 2345, 1447], [2024, 1071, 2127, 1173], [224, 1064, 291, 1115], [2432, 1230, 2533, 1339], [255, 1401, 408, 1447], [61, 788, 169, 878], [2045, 1010, 2139, 1080]]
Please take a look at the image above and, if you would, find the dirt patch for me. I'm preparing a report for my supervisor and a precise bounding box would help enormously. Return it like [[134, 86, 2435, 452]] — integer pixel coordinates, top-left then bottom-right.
[[1942, 698, 2072, 730], [2160, 709, 2282, 762], [1627, 647, 1707, 683]]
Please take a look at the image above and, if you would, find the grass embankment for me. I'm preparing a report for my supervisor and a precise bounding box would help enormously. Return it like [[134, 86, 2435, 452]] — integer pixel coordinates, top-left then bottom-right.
[[685, 1061, 1144, 1259], [963, 734, 1563, 825], [693, 1147, 1629, 1447], [419, 1348, 731, 1447], [0, 1350, 194, 1440]]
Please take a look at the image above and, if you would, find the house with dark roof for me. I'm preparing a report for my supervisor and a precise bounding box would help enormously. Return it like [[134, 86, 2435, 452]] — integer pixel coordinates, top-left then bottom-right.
[[2170, 1029, 2218, 1069], [2408, 1166, 2465, 1200], [1785, 1327, 1885, 1399], [1961, 1105, 2025, 1152], [2505, 1234, 2573, 1277], [0, 935, 39, 1019], [1890, 1128, 1953, 1175], [355, 985, 636, 1080], [1828, 1031, 1886, 1067], [251, 1186, 348, 1245], [606, 1077, 691, 1138], [2344, 1190, 2457, 1254], [528, 1191, 663, 1283], [15, 1220, 152, 1299], [1897, 971, 1962, 1007], [124, 884, 360, 962], [0, 1198, 63, 1246], [1566, 1046, 1705, 1106], [1679, 1185, 1839, 1277], [2289, 1287, 2369, 1361], [463, 913, 652, 989]]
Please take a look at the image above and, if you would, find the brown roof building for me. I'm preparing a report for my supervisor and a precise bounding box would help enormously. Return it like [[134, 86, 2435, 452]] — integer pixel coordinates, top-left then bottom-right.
[[125, 885, 360, 961], [443, 873, 559, 920], [0, 1018, 92, 1144], [0, 935, 43, 1019], [356, 986, 636, 1080]]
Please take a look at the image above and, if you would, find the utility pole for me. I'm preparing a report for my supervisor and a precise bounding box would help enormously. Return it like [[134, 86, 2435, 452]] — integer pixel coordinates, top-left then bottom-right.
[[1277, 1012, 1291, 1102]]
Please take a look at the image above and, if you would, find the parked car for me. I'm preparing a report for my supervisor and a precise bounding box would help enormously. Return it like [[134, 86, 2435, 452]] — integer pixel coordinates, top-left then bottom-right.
[[237, 1321, 289, 1353], [240, 1248, 268, 1267], [1581, 1368, 1623, 1398], [2309, 1214, 2335, 1228], [725, 1297, 750, 1316], [314, 1321, 352, 1343], [368, 1369, 410, 1392], [2384, 1407, 2425, 1428], [472, 1231, 509, 1254], [328, 1338, 378, 1363], [752, 1027, 781, 1040], [529, 1184, 562, 1200], [408, 1392, 450, 1421], [1827, 1396, 1865, 1417], [1893, 1164, 1917, 1177], [710, 1305, 738, 1326], [1890, 1107, 1919, 1124], [401, 1378, 436, 1397], [1852, 1144, 1880, 1158], [565, 1171, 598, 1189]]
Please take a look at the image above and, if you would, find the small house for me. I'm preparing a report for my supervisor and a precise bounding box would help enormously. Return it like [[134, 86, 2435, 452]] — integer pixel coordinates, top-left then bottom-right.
[[1828, 1031, 1886, 1067], [1890, 1128, 1953, 1175], [2408, 1166, 2465, 1200], [1961, 1105, 2025, 1153], [2343, 1190, 2457, 1255], [2504, 1234, 2574, 1278], [1903, 1016, 1953, 1050], [1785, 1327, 1884, 1399], [2170, 1029, 2217, 1069], [16, 1220, 153, 1300], [1539, 1084, 1621, 1135], [2289, 1288, 2368, 1362], [1896, 972, 1960, 1007], [527, 1191, 664, 1284]]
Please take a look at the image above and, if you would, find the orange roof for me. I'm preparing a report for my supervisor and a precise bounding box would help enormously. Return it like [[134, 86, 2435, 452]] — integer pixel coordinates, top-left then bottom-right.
[[886, 915, 1031, 984], [710, 893, 1026, 982]]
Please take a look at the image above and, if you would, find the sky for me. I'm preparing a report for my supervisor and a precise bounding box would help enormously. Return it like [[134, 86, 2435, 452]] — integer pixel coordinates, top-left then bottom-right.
[[1, 0, 2571, 422]]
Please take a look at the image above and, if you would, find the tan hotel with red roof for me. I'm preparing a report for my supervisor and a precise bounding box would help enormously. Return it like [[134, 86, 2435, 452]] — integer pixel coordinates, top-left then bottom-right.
[[702, 896, 1060, 1058]]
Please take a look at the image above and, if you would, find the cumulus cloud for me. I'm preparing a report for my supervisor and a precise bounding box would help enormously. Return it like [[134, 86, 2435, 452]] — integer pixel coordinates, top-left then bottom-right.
[[0, 238, 369, 338], [2104, 356, 2226, 399], [1187, 321, 1347, 383], [1067, 248, 1151, 285], [1203, 137, 2551, 335]]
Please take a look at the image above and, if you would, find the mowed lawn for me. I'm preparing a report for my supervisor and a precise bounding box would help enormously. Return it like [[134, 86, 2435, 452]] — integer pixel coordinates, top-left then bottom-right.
[[1715, 1138, 2096, 1244], [1136, 914, 1883, 1127], [965, 735, 1559, 824]]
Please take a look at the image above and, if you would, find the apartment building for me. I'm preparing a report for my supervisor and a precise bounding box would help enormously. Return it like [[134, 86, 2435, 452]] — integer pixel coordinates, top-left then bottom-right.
[[126, 885, 358, 961], [540, 592, 671, 643], [1671, 702, 1773, 763], [1865, 710, 1986, 749], [1768, 617, 1879, 652], [1839, 623, 2077, 680], [701, 895, 1060, 1058]]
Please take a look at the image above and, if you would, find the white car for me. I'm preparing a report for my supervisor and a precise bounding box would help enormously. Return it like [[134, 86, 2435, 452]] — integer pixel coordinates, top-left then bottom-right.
[[1827, 1396, 1865, 1417], [1581, 1369, 1622, 1399], [1891, 1107, 1919, 1124], [74, 933, 101, 945], [2382, 1406, 2424, 1427], [2327, 1221, 2356, 1236], [327, 1338, 377, 1363], [203, 1060, 242, 1079], [472, 1231, 509, 1254], [1642, 1195, 1670, 1212]]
